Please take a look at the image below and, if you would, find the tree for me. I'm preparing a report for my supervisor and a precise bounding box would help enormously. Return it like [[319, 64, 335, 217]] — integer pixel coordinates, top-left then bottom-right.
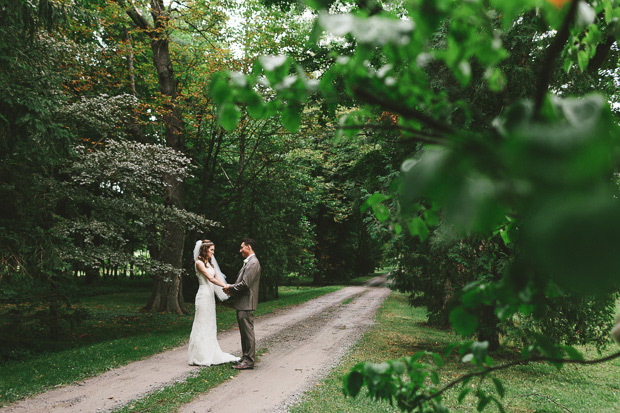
[[0, 0, 86, 338], [57, 138, 215, 286], [107, 0, 191, 313]]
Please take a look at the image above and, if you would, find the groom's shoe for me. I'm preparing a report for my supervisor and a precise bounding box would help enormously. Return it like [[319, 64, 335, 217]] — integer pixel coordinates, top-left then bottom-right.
[[232, 358, 245, 366], [232, 361, 254, 370]]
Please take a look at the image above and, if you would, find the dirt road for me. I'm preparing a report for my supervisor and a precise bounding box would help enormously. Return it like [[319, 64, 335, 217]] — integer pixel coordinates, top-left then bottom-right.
[[3, 277, 390, 412]]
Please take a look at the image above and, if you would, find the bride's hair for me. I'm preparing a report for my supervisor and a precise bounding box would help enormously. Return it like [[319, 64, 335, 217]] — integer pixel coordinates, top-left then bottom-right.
[[197, 240, 215, 266]]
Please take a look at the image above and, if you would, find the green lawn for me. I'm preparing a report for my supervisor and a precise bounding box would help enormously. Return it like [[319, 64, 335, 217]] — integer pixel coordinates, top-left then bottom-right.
[[291, 292, 620, 412], [0, 283, 342, 406], [6, 283, 611, 412]]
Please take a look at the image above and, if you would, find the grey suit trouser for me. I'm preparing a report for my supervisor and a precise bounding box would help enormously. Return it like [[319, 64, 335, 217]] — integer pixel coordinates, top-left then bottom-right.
[[237, 310, 255, 365]]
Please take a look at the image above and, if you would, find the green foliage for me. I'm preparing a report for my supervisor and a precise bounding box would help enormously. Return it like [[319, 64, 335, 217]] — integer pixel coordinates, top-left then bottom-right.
[[213, 0, 620, 410], [0, 0, 78, 316], [58, 139, 214, 276], [515, 293, 619, 351]]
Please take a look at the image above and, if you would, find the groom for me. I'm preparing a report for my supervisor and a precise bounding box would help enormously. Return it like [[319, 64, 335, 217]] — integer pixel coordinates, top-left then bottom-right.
[[224, 238, 261, 370]]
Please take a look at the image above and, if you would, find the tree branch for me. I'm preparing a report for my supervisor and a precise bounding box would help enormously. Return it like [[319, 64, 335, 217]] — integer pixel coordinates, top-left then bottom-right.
[[352, 86, 455, 136], [418, 350, 620, 407], [111, 0, 155, 35], [587, 35, 616, 74], [533, 0, 580, 115], [337, 124, 447, 145]]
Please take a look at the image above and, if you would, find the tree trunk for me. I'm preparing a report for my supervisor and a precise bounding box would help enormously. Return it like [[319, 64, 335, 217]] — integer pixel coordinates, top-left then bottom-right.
[[124, 26, 147, 143], [120, 0, 188, 314], [478, 304, 500, 351]]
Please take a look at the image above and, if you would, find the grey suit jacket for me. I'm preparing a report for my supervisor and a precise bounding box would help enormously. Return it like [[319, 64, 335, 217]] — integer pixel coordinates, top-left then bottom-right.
[[229, 255, 260, 311]]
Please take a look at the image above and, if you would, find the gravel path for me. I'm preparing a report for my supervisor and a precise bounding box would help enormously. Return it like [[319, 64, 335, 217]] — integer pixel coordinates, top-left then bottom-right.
[[3, 277, 390, 412]]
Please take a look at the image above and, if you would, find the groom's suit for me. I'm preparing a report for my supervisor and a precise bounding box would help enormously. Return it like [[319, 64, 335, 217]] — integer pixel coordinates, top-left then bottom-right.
[[228, 254, 261, 366]]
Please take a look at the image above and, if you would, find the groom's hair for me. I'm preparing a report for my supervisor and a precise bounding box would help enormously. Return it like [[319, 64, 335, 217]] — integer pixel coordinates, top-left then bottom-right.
[[242, 238, 256, 251]]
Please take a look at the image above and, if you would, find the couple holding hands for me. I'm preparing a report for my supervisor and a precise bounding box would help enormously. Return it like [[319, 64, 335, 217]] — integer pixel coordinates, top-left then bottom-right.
[[188, 238, 260, 371]]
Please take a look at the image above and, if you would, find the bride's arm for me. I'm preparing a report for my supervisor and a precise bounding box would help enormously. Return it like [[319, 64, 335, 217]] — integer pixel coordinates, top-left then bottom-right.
[[214, 271, 226, 284], [196, 261, 229, 288]]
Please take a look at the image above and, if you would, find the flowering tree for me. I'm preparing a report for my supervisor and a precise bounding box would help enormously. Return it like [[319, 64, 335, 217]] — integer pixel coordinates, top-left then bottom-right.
[[58, 139, 216, 284]]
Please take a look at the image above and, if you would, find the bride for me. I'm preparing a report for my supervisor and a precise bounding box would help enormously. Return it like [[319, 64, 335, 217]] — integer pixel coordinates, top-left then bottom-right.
[[188, 240, 240, 366]]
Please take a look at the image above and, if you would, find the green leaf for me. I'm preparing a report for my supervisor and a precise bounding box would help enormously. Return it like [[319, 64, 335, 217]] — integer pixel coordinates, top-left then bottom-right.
[[210, 74, 232, 106], [492, 397, 507, 413], [218, 103, 241, 132], [339, 113, 364, 138], [563, 57, 573, 74], [577, 50, 589, 71], [423, 207, 439, 227], [407, 217, 428, 241], [454, 60, 472, 86], [281, 105, 301, 132], [484, 355, 494, 366], [492, 377, 505, 398], [391, 360, 405, 375], [477, 395, 490, 411], [458, 387, 471, 403], [459, 341, 474, 356], [373, 204, 390, 222], [406, 351, 425, 365], [305, 0, 332, 11], [462, 288, 483, 309], [461, 376, 473, 387], [489, 0, 536, 29], [430, 370, 440, 385], [343, 370, 364, 397], [445, 36, 461, 67], [563, 346, 584, 361], [485, 67, 506, 92], [244, 91, 265, 120], [394, 223, 402, 235], [532, 333, 561, 359], [432, 352, 444, 368], [450, 306, 479, 336], [361, 193, 389, 213], [444, 343, 457, 357], [518, 304, 534, 315]]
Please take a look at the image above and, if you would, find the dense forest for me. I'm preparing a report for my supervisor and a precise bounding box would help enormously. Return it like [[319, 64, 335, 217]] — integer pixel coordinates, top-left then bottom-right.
[[1, 0, 620, 410]]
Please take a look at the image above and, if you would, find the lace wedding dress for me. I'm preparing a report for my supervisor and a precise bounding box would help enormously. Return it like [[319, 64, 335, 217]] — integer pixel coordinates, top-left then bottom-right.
[[188, 262, 240, 366]]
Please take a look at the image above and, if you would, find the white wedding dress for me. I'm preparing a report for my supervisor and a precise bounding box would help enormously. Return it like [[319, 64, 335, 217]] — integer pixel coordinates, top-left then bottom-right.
[[188, 262, 240, 366]]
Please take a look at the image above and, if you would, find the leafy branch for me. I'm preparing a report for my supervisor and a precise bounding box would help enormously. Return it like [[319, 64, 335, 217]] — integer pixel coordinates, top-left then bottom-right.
[[417, 350, 620, 407], [351, 86, 456, 136], [337, 124, 447, 145]]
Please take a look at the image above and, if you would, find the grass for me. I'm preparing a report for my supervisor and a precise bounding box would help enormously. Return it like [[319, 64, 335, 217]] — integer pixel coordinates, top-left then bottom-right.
[[0, 283, 343, 406], [113, 347, 267, 413], [291, 292, 620, 412], [113, 362, 237, 413]]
